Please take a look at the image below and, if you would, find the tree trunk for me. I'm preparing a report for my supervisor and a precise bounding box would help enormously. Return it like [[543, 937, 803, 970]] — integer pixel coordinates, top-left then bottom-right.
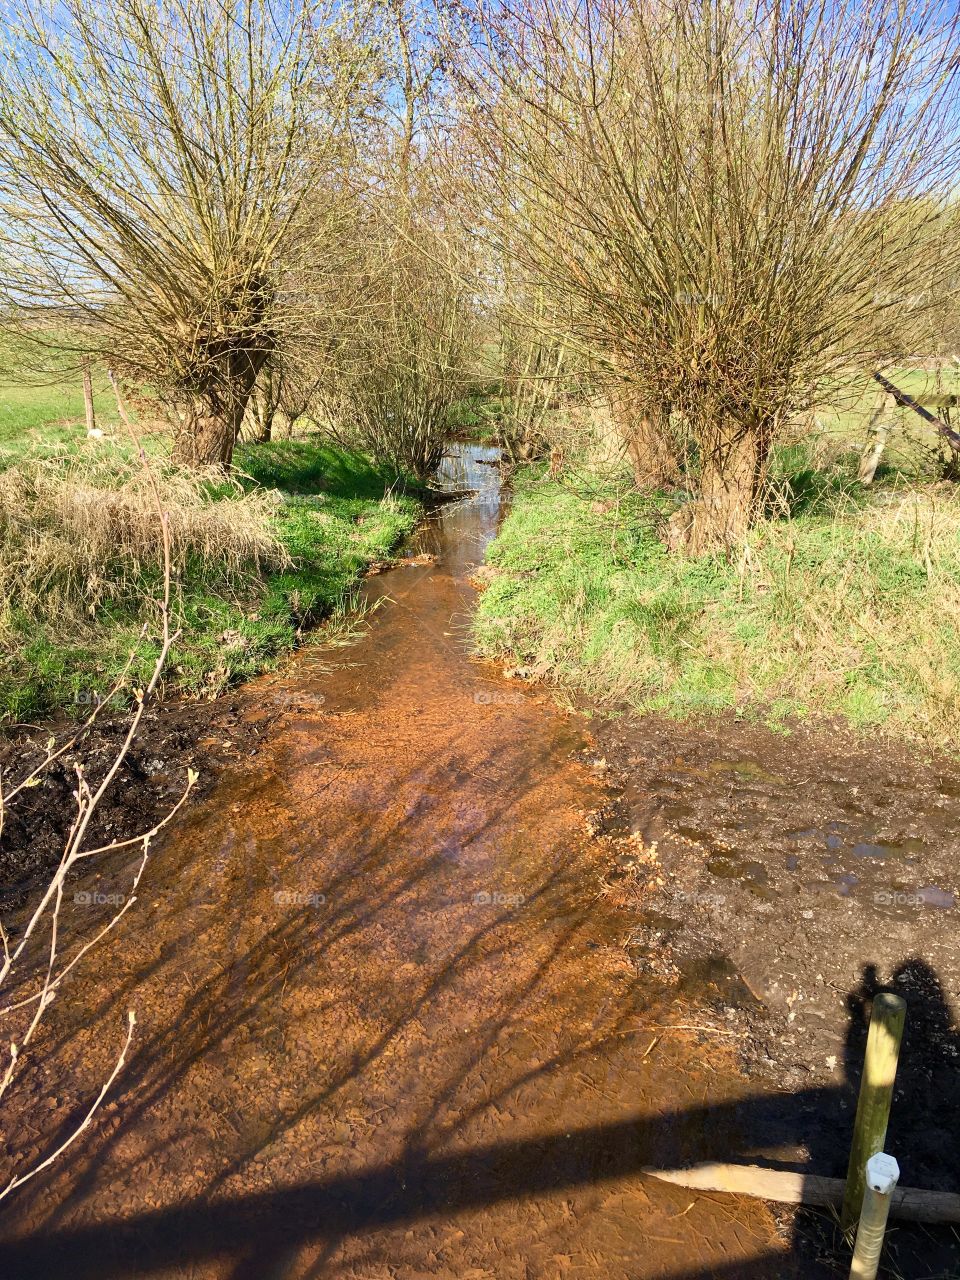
[[170, 348, 268, 468], [245, 384, 273, 443], [625, 405, 678, 488], [246, 366, 283, 443], [612, 387, 678, 488], [668, 415, 767, 554], [172, 405, 238, 467]]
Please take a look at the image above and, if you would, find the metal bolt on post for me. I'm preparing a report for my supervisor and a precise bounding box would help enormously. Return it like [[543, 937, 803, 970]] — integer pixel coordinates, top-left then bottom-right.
[[849, 1152, 900, 1280]]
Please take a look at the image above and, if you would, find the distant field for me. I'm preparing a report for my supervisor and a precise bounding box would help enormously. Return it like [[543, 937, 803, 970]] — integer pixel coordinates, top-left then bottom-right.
[[0, 370, 123, 455], [4, 359, 958, 459]]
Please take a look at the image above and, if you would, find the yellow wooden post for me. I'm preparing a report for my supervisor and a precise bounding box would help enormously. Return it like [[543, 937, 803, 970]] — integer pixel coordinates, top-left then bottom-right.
[[841, 992, 906, 1232]]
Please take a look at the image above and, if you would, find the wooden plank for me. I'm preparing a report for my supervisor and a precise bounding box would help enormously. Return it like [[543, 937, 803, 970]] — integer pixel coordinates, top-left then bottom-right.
[[642, 1163, 960, 1224]]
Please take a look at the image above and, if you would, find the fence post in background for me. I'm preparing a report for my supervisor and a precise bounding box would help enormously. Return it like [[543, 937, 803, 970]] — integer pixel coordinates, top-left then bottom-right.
[[849, 1152, 900, 1280], [841, 991, 906, 1232], [857, 391, 892, 485], [82, 357, 96, 435]]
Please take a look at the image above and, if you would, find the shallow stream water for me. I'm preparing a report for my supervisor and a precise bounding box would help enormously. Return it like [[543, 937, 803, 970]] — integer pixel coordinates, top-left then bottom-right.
[[0, 445, 821, 1278]]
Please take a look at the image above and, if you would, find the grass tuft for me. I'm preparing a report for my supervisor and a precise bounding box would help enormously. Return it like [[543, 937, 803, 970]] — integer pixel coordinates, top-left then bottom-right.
[[0, 455, 286, 627]]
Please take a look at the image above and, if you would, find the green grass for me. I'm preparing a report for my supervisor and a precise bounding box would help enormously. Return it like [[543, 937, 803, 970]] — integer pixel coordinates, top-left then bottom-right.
[[0, 329, 123, 451], [475, 456, 960, 747], [0, 378, 119, 445], [0, 385, 421, 721]]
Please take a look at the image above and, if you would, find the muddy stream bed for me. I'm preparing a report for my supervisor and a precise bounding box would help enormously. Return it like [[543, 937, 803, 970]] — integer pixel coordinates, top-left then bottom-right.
[[0, 445, 956, 1278]]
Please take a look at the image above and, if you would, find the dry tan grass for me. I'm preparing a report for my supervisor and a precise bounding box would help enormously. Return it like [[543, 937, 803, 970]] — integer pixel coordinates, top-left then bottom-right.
[[0, 456, 287, 626], [731, 489, 960, 743]]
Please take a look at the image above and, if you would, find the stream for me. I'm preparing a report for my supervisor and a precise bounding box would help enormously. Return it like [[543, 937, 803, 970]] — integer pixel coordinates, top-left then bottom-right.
[[0, 444, 822, 1278]]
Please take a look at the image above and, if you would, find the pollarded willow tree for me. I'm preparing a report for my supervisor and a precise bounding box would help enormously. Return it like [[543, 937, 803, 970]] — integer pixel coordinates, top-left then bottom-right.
[[310, 0, 483, 480], [465, 0, 960, 550], [0, 0, 363, 468]]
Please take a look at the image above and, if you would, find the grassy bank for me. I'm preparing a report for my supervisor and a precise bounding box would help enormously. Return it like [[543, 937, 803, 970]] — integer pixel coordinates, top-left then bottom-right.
[[0, 437, 420, 722], [475, 459, 960, 747]]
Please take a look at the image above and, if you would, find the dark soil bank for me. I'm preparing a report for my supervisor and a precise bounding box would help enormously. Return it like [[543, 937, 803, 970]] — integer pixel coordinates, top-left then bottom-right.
[[0, 696, 272, 912], [592, 712, 960, 1204]]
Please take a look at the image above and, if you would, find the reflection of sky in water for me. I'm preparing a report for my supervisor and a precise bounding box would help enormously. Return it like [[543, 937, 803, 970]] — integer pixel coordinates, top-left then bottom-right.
[[434, 443, 502, 500], [853, 842, 893, 858], [917, 885, 956, 909], [781, 822, 955, 908]]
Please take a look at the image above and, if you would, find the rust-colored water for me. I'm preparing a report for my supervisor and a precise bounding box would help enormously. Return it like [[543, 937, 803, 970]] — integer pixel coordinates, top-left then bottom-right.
[[0, 447, 818, 1278]]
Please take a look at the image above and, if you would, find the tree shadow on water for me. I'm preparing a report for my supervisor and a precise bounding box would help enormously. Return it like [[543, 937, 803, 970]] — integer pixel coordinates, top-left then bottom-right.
[[1, 918, 958, 1280]]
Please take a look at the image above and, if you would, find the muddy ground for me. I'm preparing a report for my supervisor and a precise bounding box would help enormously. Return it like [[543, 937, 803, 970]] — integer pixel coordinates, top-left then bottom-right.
[[0, 694, 272, 913], [587, 710, 960, 1201]]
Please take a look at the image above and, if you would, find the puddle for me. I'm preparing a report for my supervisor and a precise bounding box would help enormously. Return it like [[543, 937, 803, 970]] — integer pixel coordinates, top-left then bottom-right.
[[917, 885, 957, 909], [706, 853, 775, 900], [829, 870, 859, 897], [852, 836, 926, 859], [787, 825, 926, 866], [704, 759, 788, 786]]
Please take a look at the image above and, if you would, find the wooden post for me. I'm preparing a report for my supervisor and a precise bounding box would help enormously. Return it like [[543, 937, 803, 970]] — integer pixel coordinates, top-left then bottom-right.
[[858, 392, 890, 485], [858, 421, 890, 485], [82, 358, 96, 435], [849, 1152, 900, 1280], [841, 992, 906, 1232]]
